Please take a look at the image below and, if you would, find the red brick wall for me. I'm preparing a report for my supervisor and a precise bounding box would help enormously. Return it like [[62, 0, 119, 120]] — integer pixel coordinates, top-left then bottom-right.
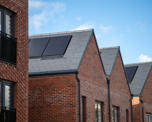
[[142, 69, 152, 122], [132, 97, 142, 122], [0, 0, 28, 122], [110, 51, 131, 122], [29, 74, 79, 122], [78, 34, 108, 122]]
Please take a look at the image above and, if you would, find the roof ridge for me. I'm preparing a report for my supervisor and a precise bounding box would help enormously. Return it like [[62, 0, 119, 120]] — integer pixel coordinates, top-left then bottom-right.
[[29, 28, 94, 38], [125, 61, 152, 66], [99, 46, 120, 50]]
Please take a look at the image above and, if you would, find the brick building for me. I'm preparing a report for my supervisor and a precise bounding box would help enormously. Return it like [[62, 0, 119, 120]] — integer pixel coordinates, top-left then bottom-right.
[[29, 29, 108, 122], [100, 47, 132, 122], [0, 0, 28, 122], [125, 62, 152, 122]]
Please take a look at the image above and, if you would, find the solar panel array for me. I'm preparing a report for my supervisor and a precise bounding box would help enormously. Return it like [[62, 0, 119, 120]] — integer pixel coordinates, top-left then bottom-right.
[[29, 35, 72, 58], [125, 66, 138, 83]]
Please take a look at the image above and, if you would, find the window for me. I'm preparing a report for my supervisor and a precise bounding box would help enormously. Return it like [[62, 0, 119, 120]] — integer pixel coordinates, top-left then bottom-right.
[[81, 96, 86, 122], [0, 7, 15, 36], [126, 109, 129, 122], [112, 106, 119, 122], [0, 7, 16, 64], [95, 101, 103, 122], [146, 114, 152, 122], [0, 79, 15, 109], [0, 79, 16, 122], [0, 10, 1, 31]]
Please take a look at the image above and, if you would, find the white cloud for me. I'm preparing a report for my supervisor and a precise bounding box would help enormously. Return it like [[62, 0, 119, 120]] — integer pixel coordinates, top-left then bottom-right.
[[139, 54, 152, 62], [30, 11, 47, 30], [73, 24, 94, 30], [29, 0, 47, 8], [29, 1, 66, 31], [100, 25, 112, 33], [76, 17, 81, 21]]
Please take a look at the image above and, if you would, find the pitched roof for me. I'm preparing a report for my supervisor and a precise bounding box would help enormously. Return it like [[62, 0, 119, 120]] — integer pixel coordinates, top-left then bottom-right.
[[125, 62, 152, 96], [29, 29, 93, 76], [100, 46, 120, 76]]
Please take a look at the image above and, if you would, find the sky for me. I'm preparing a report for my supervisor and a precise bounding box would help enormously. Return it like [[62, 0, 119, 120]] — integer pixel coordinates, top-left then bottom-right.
[[29, 0, 152, 64]]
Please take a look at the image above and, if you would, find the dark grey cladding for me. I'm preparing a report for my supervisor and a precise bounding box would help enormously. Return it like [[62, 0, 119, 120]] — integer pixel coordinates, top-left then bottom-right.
[[125, 66, 138, 84]]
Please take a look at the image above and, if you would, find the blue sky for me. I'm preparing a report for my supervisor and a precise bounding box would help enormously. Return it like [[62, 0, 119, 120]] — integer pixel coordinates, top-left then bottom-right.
[[29, 0, 152, 64]]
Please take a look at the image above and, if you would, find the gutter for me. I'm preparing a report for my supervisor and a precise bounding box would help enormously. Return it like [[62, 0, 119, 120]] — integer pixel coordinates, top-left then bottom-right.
[[29, 70, 78, 77], [76, 74, 81, 122], [107, 77, 111, 122]]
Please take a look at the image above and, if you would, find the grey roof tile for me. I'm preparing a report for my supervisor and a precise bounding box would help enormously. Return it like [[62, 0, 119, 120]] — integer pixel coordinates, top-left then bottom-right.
[[29, 29, 93, 75], [100, 46, 120, 76], [125, 62, 152, 96]]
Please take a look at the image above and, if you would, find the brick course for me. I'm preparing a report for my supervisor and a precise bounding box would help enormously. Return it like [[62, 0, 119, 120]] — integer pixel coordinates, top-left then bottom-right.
[[0, 0, 28, 122], [29, 74, 79, 122]]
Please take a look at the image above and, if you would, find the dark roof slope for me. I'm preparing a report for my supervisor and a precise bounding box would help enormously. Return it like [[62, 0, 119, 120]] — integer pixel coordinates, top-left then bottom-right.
[[29, 29, 93, 76], [100, 46, 120, 76], [125, 62, 152, 96]]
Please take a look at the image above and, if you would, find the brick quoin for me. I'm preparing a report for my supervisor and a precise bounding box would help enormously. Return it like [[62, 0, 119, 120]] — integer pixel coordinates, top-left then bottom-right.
[[109, 51, 132, 122], [0, 0, 28, 122]]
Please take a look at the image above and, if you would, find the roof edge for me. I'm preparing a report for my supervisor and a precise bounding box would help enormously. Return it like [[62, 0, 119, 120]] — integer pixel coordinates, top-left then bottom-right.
[[29, 29, 94, 39], [29, 69, 78, 77], [99, 46, 120, 50], [125, 61, 152, 66]]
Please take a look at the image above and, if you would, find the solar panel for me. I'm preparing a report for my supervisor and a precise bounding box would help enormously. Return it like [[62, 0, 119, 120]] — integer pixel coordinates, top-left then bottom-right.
[[42, 35, 72, 57], [29, 37, 49, 58], [125, 66, 138, 83]]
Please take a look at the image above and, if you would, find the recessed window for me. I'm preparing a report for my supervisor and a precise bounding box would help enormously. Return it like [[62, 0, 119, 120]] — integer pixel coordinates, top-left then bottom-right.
[[0, 7, 15, 36], [95, 101, 104, 122], [146, 114, 152, 122], [112, 106, 119, 122], [0, 7, 16, 64], [0, 79, 15, 109], [126, 109, 129, 122], [0, 11, 1, 31], [81, 96, 86, 122]]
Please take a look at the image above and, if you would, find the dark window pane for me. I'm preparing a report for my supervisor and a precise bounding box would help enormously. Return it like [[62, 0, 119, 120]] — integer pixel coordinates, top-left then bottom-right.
[[0, 10, 1, 31], [5, 13, 11, 35], [126, 109, 129, 122], [29, 37, 49, 57], [95, 103, 98, 122], [112, 106, 119, 122], [0, 82, 1, 107], [146, 114, 152, 122], [81, 96, 86, 122], [98, 104, 102, 122], [5, 85, 11, 108], [95, 101, 103, 122], [125, 66, 138, 83], [42, 35, 71, 56]]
